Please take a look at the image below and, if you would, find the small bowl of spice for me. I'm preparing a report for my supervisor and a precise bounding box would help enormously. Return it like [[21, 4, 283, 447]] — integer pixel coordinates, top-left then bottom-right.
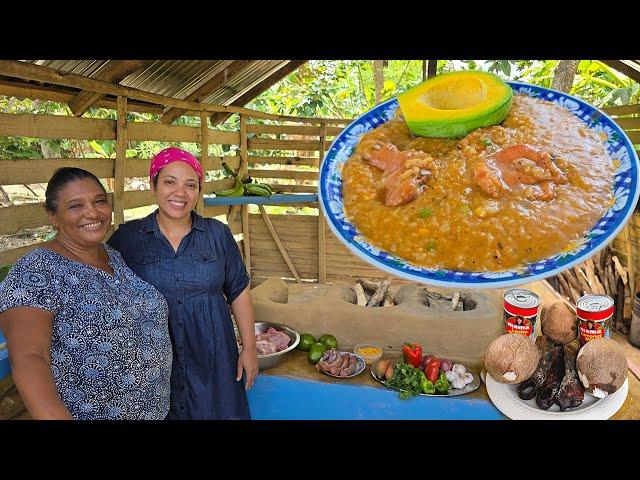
[[353, 343, 383, 365]]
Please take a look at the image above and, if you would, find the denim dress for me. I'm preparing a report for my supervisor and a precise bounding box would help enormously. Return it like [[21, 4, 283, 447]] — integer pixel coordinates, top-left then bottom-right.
[[108, 211, 251, 420]]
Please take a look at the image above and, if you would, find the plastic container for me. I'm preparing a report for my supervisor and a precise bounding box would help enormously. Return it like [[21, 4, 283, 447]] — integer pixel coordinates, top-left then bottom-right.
[[353, 343, 383, 365]]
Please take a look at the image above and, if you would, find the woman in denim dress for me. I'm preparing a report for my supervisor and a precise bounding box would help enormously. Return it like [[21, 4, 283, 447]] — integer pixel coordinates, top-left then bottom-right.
[[108, 147, 258, 420]]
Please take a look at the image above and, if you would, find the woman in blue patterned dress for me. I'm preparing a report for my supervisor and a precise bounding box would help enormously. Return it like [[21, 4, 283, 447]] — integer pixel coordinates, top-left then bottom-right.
[[0, 168, 172, 420], [107, 147, 258, 420]]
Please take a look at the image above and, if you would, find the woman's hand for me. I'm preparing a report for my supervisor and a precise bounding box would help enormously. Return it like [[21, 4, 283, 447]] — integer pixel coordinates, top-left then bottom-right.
[[237, 345, 259, 390]]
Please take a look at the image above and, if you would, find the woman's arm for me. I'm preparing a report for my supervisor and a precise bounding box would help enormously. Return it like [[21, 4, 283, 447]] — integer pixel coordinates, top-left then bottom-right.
[[230, 287, 258, 390], [0, 307, 73, 419]]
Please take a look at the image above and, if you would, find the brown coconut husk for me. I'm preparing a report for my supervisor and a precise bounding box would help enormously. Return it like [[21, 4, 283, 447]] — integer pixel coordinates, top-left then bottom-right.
[[541, 302, 578, 345], [484, 333, 540, 384]]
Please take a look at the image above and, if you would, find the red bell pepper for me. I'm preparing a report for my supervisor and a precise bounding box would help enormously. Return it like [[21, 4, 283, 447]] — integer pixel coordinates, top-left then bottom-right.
[[402, 342, 423, 368], [424, 357, 441, 382]]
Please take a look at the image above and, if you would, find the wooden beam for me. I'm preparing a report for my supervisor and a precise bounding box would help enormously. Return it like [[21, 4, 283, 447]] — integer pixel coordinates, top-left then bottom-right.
[[114, 96, 127, 226], [374, 60, 384, 105], [161, 60, 252, 124], [69, 60, 146, 116], [210, 60, 308, 125], [197, 112, 208, 216], [318, 122, 327, 283], [258, 204, 301, 283], [0, 60, 283, 120], [599, 60, 640, 84], [0, 79, 169, 115]]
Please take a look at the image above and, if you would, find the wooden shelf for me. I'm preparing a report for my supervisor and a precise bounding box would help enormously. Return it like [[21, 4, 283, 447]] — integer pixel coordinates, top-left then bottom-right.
[[203, 194, 318, 206]]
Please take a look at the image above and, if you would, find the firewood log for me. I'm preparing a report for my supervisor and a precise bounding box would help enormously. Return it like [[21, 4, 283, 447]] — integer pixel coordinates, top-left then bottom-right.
[[605, 262, 617, 298], [547, 275, 559, 292], [574, 266, 591, 295], [356, 278, 380, 295], [561, 270, 582, 294], [354, 283, 367, 306], [611, 256, 628, 286], [367, 279, 391, 307], [557, 273, 572, 301], [568, 284, 581, 305], [584, 258, 605, 295], [615, 277, 627, 334]]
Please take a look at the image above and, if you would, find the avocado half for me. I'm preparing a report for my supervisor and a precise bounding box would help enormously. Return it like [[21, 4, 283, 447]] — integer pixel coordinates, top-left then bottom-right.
[[397, 70, 513, 138]]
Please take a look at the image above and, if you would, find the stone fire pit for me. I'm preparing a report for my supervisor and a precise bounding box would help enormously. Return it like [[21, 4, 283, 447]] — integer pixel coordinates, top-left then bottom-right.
[[250, 278, 504, 365]]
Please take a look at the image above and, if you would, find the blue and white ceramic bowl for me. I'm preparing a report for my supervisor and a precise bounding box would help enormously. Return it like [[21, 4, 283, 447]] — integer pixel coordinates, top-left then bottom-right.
[[318, 82, 640, 289]]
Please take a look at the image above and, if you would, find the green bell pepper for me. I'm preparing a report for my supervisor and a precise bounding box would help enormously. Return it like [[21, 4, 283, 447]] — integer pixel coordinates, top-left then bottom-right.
[[435, 371, 450, 394]]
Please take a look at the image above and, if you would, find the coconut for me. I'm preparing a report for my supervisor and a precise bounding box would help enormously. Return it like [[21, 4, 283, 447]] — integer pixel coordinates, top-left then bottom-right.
[[541, 302, 577, 345], [484, 333, 540, 384], [576, 338, 627, 398]]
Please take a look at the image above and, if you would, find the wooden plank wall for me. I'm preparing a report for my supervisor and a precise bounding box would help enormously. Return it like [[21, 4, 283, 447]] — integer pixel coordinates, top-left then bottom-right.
[[0, 103, 355, 282], [604, 103, 640, 293]]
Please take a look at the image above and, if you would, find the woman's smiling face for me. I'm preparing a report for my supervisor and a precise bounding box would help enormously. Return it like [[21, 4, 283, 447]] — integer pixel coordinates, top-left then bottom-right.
[[152, 161, 200, 220], [48, 178, 112, 246]]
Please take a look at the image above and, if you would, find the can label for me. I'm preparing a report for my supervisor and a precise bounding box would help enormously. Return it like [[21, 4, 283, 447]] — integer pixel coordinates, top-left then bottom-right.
[[503, 289, 540, 338], [577, 294, 614, 346]]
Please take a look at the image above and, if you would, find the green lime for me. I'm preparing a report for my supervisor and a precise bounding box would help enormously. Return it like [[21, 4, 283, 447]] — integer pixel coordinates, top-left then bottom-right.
[[297, 333, 316, 352], [318, 334, 338, 350], [307, 342, 328, 364]]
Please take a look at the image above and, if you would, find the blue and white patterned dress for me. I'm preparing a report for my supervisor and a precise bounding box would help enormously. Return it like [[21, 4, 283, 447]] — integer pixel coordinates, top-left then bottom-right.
[[0, 245, 172, 420]]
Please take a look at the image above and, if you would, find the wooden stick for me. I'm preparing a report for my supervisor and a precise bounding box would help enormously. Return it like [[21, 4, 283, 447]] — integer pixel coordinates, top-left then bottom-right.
[[318, 121, 327, 284], [451, 291, 461, 311], [561, 270, 582, 295], [113, 96, 127, 227], [354, 283, 367, 306], [557, 273, 572, 302], [356, 278, 380, 294], [584, 258, 606, 295], [258, 205, 301, 283], [574, 266, 591, 295], [541, 279, 576, 312], [623, 224, 635, 298], [612, 255, 628, 286], [615, 277, 627, 334], [367, 279, 391, 307], [605, 261, 617, 298]]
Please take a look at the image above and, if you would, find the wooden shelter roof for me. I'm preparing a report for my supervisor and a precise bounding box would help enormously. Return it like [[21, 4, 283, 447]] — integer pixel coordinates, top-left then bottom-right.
[[0, 60, 307, 124]]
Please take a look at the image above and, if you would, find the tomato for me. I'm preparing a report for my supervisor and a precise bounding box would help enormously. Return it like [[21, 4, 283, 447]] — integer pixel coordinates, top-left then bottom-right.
[[424, 358, 441, 382]]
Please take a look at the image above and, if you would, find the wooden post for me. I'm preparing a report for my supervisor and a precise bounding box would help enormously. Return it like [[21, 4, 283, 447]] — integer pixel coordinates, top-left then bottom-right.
[[259, 205, 301, 283], [624, 223, 635, 299], [228, 114, 249, 233], [552, 60, 579, 93], [242, 204, 251, 276], [318, 122, 327, 283], [197, 111, 208, 216], [114, 96, 127, 227]]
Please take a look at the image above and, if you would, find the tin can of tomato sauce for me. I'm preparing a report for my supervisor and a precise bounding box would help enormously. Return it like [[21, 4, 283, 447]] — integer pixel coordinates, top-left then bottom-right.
[[503, 289, 540, 338], [577, 294, 614, 346]]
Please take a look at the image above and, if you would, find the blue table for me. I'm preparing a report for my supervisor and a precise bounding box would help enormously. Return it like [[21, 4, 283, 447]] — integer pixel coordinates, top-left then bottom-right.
[[0, 331, 9, 380], [247, 374, 505, 420]]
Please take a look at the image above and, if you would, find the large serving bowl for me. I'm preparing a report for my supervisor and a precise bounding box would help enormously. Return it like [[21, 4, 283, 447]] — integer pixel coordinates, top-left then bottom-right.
[[318, 81, 640, 289], [253, 321, 300, 370]]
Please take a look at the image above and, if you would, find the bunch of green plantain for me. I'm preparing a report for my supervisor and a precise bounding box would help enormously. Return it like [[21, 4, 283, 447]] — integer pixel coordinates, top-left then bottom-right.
[[214, 162, 273, 197]]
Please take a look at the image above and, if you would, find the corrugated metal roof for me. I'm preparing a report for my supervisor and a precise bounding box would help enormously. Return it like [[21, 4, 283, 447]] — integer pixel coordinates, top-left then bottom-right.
[[22, 59, 296, 107]]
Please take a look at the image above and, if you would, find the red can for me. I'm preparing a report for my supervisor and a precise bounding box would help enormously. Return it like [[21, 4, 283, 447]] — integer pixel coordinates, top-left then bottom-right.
[[577, 294, 614, 346], [503, 289, 540, 338]]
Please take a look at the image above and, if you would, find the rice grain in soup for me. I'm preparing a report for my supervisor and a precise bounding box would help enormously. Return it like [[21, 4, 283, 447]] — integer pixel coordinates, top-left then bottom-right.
[[341, 95, 615, 272]]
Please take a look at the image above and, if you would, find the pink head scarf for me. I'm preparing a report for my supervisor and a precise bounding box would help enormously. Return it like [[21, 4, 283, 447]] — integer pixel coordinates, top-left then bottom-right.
[[149, 147, 203, 183]]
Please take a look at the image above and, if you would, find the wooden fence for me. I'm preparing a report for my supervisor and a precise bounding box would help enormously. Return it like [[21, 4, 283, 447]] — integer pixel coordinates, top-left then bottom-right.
[[0, 99, 402, 285]]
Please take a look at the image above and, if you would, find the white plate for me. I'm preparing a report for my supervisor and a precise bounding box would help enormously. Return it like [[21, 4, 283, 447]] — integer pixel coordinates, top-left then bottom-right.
[[485, 372, 629, 419]]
